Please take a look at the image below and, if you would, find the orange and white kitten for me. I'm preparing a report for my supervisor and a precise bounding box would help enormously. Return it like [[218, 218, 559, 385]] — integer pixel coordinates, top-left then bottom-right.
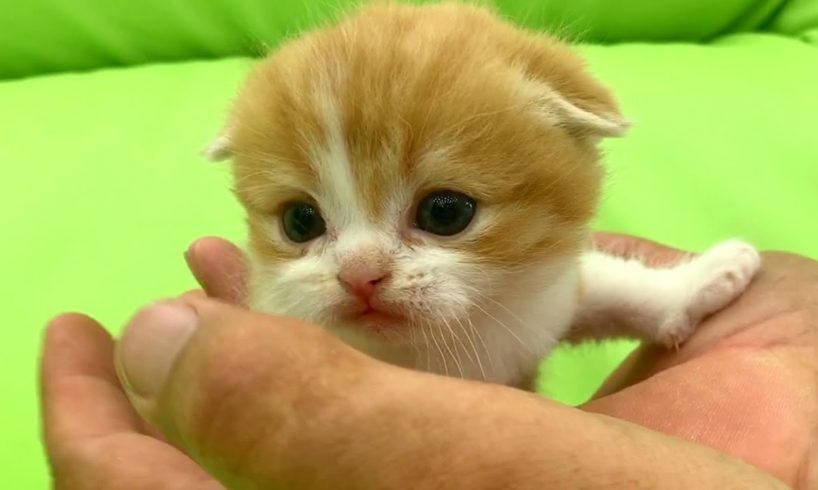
[[205, 3, 760, 388]]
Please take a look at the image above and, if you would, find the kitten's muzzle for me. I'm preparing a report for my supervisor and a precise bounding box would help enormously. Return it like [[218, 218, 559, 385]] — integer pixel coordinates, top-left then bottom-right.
[[337, 260, 390, 303]]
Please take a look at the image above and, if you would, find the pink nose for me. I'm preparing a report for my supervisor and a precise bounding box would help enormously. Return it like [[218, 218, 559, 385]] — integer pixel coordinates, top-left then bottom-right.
[[338, 264, 387, 301]]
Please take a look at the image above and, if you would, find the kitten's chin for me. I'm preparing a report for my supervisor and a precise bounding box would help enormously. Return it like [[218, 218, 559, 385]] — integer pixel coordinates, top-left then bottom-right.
[[332, 298, 412, 337], [339, 310, 409, 338]]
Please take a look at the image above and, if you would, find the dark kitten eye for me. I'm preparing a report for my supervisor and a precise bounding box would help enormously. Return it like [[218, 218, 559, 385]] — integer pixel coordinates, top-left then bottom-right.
[[415, 190, 476, 236], [282, 201, 326, 243]]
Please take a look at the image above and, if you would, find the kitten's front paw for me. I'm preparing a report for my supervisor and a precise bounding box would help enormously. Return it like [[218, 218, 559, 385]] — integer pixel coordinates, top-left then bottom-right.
[[655, 313, 696, 349], [686, 240, 761, 320], [655, 240, 761, 348]]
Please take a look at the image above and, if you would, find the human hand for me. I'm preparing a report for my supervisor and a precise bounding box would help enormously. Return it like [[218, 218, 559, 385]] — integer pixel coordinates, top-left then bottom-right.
[[585, 233, 818, 488], [41, 236, 807, 489], [38, 238, 248, 490]]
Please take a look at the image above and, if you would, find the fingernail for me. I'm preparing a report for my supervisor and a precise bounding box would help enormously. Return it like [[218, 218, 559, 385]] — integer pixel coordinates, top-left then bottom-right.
[[118, 302, 198, 399]]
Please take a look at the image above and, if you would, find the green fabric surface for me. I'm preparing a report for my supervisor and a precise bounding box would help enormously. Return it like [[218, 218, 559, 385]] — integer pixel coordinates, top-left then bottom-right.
[[4, 33, 818, 486], [769, 0, 818, 43], [0, 0, 326, 80], [512, 0, 787, 42], [2, 0, 812, 79]]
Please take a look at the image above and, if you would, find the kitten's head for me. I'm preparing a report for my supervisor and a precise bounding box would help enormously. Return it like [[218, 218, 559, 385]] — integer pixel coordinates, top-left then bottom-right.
[[207, 3, 626, 381]]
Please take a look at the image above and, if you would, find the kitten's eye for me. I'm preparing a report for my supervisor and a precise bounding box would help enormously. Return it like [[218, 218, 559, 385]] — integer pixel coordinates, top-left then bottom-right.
[[282, 202, 326, 243], [415, 190, 476, 236]]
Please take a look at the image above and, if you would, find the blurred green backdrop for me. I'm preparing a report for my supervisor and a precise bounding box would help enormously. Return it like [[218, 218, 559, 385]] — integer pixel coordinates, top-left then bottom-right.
[[1, 0, 817, 488]]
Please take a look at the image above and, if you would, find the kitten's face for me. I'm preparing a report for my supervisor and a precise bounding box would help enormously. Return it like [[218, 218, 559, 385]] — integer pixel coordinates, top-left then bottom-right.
[[211, 4, 625, 384]]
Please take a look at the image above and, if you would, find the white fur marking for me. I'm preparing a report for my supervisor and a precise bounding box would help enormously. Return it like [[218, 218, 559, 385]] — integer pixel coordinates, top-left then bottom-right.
[[311, 82, 366, 230]]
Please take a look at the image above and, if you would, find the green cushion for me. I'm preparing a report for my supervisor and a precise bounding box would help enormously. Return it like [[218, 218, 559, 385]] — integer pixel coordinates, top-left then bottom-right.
[[4, 31, 818, 487], [3, 0, 816, 79], [770, 0, 818, 43], [512, 0, 787, 42]]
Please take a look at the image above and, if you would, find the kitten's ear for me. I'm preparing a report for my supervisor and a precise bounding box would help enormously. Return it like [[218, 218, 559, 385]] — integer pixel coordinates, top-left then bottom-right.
[[201, 128, 233, 162], [545, 88, 630, 138], [530, 82, 631, 140]]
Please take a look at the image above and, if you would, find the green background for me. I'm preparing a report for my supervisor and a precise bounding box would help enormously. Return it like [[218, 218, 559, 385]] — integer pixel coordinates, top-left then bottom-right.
[[2, 0, 818, 487]]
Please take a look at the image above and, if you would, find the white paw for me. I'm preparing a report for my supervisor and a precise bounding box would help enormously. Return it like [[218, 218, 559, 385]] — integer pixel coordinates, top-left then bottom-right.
[[655, 240, 761, 348], [685, 240, 761, 320]]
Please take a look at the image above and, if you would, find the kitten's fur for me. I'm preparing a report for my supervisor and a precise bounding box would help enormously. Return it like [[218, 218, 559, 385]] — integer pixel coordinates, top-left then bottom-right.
[[206, 3, 760, 388]]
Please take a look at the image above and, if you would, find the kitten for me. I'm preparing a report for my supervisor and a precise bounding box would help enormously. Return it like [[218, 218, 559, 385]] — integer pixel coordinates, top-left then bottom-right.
[[204, 2, 760, 389]]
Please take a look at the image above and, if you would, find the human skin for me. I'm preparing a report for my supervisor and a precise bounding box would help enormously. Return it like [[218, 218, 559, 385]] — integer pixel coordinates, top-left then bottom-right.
[[39, 234, 816, 489]]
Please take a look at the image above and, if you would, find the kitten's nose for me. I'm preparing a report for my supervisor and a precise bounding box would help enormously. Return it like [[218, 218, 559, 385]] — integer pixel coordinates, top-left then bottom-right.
[[338, 262, 388, 301]]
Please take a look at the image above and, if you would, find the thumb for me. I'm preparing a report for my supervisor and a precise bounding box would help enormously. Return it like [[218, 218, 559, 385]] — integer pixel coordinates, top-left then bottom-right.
[[114, 298, 374, 489]]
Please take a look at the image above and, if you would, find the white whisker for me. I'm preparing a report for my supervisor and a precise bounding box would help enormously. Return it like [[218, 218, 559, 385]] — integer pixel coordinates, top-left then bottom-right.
[[426, 319, 449, 377], [418, 321, 432, 372], [467, 314, 494, 374], [471, 301, 534, 355], [452, 308, 485, 382], [440, 313, 465, 379]]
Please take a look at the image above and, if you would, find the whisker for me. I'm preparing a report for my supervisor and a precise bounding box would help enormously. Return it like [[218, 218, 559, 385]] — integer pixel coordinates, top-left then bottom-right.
[[446, 313, 475, 365], [476, 294, 533, 331], [418, 321, 432, 373], [452, 308, 485, 382], [466, 314, 494, 374], [471, 302, 534, 355], [426, 319, 449, 377], [439, 313, 465, 379], [407, 322, 419, 357], [467, 287, 561, 346]]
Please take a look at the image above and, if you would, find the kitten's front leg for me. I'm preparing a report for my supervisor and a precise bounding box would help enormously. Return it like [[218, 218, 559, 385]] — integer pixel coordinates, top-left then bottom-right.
[[569, 240, 761, 347]]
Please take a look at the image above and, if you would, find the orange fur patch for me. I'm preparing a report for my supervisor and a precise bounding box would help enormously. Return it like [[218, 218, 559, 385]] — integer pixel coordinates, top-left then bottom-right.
[[227, 2, 621, 267]]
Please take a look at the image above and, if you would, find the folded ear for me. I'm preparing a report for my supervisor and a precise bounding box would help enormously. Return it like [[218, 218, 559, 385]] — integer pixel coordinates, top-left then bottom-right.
[[201, 130, 233, 162], [533, 84, 631, 139], [548, 87, 631, 138], [506, 32, 631, 141]]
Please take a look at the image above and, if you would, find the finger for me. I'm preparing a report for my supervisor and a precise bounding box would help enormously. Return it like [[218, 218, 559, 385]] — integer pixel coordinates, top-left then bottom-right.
[[590, 344, 666, 398], [180, 289, 207, 301], [185, 237, 247, 304], [592, 232, 692, 267], [115, 299, 371, 488], [114, 300, 786, 490], [40, 314, 144, 457]]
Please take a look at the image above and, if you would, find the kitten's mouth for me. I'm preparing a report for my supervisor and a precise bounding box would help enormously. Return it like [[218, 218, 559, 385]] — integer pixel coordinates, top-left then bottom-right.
[[360, 308, 399, 322], [343, 303, 405, 331]]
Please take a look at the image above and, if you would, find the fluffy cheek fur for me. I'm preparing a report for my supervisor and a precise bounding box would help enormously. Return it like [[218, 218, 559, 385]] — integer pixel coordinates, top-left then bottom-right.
[[246, 215, 582, 386]]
